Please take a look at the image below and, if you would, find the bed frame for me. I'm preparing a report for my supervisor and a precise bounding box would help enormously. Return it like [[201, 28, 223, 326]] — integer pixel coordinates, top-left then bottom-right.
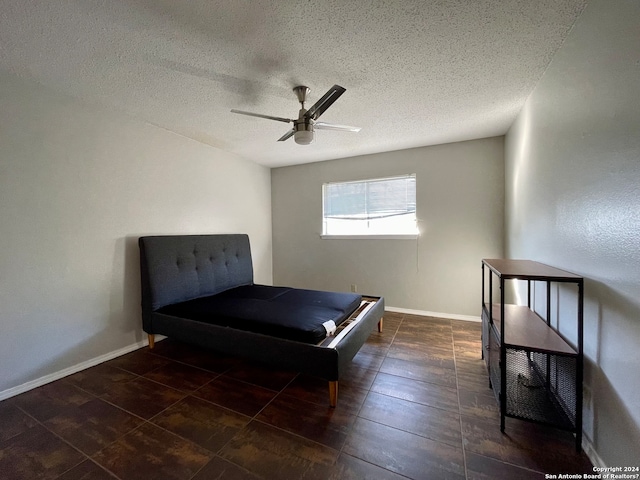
[[139, 234, 384, 406]]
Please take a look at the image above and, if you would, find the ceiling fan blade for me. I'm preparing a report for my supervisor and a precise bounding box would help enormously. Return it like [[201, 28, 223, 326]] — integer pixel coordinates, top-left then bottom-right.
[[315, 122, 361, 132], [304, 85, 346, 120], [230, 109, 292, 123], [277, 129, 295, 142]]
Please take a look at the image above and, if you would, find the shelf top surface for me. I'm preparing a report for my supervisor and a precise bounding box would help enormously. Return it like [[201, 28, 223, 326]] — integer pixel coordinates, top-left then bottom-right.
[[484, 303, 577, 355], [482, 259, 583, 281]]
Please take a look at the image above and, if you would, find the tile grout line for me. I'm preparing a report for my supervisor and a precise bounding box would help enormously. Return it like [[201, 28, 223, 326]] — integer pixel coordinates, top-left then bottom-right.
[[131, 347, 332, 476], [135, 357, 305, 478], [452, 320, 470, 480], [12, 402, 126, 480], [336, 311, 407, 474], [62, 347, 321, 478], [340, 326, 413, 474], [449, 322, 551, 478], [341, 315, 469, 479], [247, 371, 301, 422], [59, 355, 237, 478], [15, 378, 152, 440]]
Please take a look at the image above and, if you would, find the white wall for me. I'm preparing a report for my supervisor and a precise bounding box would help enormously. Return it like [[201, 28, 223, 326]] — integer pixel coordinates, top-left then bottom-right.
[[504, 0, 640, 465], [272, 137, 504, 317], [0, 71, 272, 395]]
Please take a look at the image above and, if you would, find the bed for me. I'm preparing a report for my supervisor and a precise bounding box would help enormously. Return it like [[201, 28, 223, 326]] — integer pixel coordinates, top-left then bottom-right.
[[139, 234, 385, 406]]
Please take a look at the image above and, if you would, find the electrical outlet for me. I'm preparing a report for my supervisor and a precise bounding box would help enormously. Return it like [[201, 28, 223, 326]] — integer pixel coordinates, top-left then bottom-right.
[[350, 284, 357, 292]]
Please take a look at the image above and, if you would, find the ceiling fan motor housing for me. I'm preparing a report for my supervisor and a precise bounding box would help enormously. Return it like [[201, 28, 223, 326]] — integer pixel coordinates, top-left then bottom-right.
[[294, 109, 314, 144]]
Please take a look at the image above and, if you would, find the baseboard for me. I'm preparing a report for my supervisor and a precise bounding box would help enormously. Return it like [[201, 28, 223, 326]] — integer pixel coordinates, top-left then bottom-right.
[[582, 436, 606, 469], [386, 306, 481, 322], [0, 335, 165, 401]]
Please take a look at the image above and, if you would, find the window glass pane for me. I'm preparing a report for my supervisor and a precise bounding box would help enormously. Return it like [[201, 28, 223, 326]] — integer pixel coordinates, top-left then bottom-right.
[[323, 182, 366, 218], [323, 175, 418, 235]]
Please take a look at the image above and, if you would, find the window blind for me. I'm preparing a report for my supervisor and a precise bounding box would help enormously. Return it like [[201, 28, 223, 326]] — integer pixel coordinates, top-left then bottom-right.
[[323, 174, 416, 220]]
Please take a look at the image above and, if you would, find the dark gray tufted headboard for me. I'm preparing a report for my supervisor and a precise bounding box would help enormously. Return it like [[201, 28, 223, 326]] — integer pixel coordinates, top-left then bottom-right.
[[139, 234, 254, 330]]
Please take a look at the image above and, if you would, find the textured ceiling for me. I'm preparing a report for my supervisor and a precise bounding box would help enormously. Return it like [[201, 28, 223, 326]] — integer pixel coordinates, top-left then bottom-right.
[[0, 0, 586, 167]]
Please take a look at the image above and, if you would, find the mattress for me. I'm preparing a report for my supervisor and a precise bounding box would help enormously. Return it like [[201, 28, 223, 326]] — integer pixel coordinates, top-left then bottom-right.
[[157, 284, 362, 344]]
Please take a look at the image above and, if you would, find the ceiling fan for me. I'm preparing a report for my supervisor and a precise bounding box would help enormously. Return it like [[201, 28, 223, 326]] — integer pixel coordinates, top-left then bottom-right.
[[231, 84, 360, 145]]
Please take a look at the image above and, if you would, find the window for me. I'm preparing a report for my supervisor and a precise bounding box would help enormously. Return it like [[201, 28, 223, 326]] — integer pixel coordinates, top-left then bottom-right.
[[322, 174, 418, 237]]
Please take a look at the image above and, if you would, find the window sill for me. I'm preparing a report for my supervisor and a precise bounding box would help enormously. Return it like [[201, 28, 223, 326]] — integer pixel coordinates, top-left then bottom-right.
[[320, 234, 419, 240]]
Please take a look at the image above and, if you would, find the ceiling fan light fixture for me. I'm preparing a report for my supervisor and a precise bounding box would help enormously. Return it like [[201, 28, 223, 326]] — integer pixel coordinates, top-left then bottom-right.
[[294, 129, 314, 145]]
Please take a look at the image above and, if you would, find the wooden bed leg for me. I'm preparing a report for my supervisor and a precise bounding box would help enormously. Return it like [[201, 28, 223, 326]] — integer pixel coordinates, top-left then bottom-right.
[[148, 334, 155, 349], [378, 317, 384, 333], [329, 381, 338, 408]]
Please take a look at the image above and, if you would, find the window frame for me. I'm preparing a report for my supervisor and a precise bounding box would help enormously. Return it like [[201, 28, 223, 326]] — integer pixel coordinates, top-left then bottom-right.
[[321, 174, 419, 239]]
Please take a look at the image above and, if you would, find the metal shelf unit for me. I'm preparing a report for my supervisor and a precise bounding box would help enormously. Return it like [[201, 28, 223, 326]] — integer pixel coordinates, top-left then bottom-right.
[[481, 259, 584, 452]]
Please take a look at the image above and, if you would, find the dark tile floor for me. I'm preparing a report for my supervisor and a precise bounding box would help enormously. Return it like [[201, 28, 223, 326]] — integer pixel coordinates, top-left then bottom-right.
[[0, 312, 593, 479]]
